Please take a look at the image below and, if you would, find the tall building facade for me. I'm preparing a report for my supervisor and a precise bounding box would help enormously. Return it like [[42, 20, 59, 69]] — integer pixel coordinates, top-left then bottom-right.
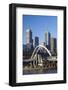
[[34, 36, 39, 48], [26, 28, 33, 49], [45, 32, 51, 50], [50, 38, 57, 54]]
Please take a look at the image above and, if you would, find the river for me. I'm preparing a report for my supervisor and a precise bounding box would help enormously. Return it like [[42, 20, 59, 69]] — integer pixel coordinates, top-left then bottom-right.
[[23, 68, 57, 75]]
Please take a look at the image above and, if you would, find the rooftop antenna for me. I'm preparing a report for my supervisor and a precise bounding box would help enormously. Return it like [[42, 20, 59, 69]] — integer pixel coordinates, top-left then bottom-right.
[[26, 25, 31, 32], [29, 24, 31, 29]]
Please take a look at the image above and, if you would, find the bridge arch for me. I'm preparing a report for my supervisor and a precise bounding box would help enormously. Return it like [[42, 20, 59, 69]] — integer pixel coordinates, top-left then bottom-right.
[[31, 45, 51, 59]]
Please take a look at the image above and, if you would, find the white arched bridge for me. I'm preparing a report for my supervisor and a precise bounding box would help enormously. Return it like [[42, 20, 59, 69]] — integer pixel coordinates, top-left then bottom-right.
[[31, 45, 51, 59], [23, 44, 53, 67]]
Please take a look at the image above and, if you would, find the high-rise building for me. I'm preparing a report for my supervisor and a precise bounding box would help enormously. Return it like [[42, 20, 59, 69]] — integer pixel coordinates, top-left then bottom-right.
[[45, 32, 51, 50], [26, 28, 33, 49], [50, 38, 57, 53], [34, 36, 39, 48], [54, 38, 57, 52]]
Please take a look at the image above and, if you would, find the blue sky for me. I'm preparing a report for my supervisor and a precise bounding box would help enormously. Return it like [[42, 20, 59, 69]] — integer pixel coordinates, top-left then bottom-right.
[[23, 15, 57, 44]]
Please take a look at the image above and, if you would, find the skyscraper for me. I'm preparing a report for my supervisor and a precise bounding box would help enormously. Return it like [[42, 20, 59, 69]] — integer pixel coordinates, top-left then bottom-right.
[[34, 36, 39, 48], [50, 38, 57, 54], [26, 28, 33, 49], [45, 32, 51, 50]]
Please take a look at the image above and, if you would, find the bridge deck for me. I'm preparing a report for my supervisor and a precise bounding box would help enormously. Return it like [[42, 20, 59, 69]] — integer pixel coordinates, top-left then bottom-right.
[[23, 59, 36, 62]]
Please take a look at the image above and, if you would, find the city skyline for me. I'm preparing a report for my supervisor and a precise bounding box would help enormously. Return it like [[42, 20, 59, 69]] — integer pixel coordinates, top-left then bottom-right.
[[23, 15, 57, 75], [23, 15, 57, 44]]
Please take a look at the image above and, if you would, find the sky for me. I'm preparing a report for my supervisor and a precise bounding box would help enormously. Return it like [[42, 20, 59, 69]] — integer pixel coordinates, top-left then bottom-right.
[[23, 15, 57, 44]]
